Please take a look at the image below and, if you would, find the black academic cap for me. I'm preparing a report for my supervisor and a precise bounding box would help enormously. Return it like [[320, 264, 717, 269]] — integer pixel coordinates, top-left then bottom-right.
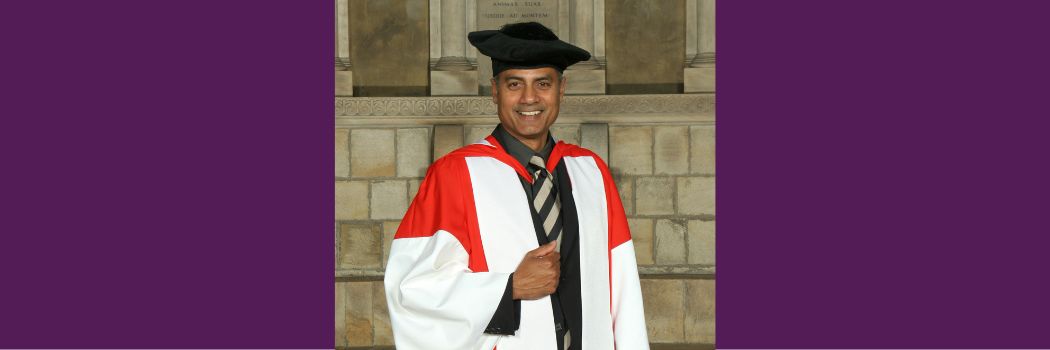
[[468, 22, 591, 76]]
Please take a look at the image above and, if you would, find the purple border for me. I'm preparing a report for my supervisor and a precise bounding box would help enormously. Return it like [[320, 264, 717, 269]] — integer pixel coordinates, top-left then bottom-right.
[[718, 0, 1050, 347], [1, 1, 332, 347], [6, 0, 1050, 347]]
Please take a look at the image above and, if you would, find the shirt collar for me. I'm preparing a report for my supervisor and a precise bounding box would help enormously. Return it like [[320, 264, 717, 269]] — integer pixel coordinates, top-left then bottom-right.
[[491, 124, 555, 170]]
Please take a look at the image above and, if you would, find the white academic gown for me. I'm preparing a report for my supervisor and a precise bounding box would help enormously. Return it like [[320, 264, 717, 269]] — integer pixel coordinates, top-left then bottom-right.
[[385, 136, 649, 350]]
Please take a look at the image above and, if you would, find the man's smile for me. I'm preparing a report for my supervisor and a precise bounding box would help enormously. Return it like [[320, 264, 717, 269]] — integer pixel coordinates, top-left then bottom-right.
[[515, 109, 545, 120]]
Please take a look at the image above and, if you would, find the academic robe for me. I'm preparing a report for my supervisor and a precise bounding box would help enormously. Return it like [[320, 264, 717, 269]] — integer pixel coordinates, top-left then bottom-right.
[[384, 135, 649, 350]]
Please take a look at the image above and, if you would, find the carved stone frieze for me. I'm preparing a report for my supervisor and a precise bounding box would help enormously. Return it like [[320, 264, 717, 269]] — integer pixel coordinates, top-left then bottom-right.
[[335, 94, 715, 117]]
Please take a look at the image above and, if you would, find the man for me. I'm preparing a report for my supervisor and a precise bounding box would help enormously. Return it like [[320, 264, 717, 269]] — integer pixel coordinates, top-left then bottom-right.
[[385, 22, 648, 350]]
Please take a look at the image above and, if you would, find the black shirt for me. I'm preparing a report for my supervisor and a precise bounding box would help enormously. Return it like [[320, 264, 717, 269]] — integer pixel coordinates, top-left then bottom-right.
[[491, 124, 555, 177]]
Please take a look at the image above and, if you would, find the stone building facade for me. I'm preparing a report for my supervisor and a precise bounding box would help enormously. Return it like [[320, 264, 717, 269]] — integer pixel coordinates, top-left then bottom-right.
[[335, 1, 715, 348]]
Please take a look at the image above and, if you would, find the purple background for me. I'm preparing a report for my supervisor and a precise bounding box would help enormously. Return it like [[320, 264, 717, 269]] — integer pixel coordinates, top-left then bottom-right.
[[2, 0, 1049, 348], [0, 1, 332, 347], [718, 0, 1050, 348]]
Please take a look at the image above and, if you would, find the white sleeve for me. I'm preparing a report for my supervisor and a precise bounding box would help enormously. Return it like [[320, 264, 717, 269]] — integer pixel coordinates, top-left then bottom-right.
[[610, 240, 650, 349], [384, 230, 506, 350]]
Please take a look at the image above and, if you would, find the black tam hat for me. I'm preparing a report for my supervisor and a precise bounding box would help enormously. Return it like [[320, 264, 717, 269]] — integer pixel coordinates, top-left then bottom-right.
[[468, 22, 591, 76]]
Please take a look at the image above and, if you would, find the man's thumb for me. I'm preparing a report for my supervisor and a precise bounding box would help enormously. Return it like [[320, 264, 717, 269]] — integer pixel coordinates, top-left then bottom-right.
[[534, 241, 556, 255]]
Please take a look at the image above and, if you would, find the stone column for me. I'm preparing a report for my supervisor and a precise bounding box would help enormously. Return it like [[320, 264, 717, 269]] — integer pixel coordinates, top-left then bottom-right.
[[335, 0, 353, 96], [593, 0, 606, 68], [434, 0, 473, 70], [685, 0, 698, 65], [465, 0, 477, 65], [570, 0, 600, 70], [429, 0, 441, 68], [431, 0, 478, 95], [565, 0, 605, 94], [691, 0, 715, 67], [685, 0, 715, 92]]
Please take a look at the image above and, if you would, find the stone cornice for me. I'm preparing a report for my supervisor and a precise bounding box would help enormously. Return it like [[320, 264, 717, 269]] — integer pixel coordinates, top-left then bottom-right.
[[335, 94, 715, 126]]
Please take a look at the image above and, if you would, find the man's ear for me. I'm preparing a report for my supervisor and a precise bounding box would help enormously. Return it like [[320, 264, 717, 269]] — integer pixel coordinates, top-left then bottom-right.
[[559, 75, 567, 98], [490, 77, 499, 104]]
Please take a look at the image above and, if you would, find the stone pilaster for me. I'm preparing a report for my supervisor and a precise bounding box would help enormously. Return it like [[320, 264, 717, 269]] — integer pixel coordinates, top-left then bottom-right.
[[431, 0, 478, 95], [692, 0, 716, 67], [564, 0, 605, 94], [685, 0, 715, 93], [570, 0, 600, 70], [592, 0, 606, 68], [434, 0, 472, 70], [335, 0, 353, 96], [429, 0, 441, 67], [685, 0, 698, 65]]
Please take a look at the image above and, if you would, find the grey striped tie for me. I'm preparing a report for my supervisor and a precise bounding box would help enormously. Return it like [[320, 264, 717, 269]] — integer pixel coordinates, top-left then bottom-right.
[[529, 155, 562, 252]]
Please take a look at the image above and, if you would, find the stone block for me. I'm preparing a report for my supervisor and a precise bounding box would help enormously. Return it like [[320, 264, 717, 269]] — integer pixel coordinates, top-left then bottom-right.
[[408, 179, 421, 203], [606, 1, 685, 94], [373, 281, 394, 345], [430, 70, 479, 96], [335, 70, 354, 96], [551, 124, 580, 145], [654, 126, 690, 175], [382, 220, 400, 269], [641, 279, 685, 343], [635, 177, 674, 215], [628, 218, 653, 265], [684, 66, 716, 93], [350, 129, 396, 178], [690, 125, 715, 175], [335, 282, 347, 347], [345, 282, 373, 346], [685, 279, 716, 344], [397, 128, 431, 178], [579, 123, 609, 162], [433, 124, 464, 160], [465, 125, 496, 145], [563, 69, 606, 95], [688, 220, 715, 265], [370, 180, 408, 220], [609, 126, 653, 175], [336, 128, 350, 178], [335, 181, 369, 220], [616, 177, 634, 215], [677, 177, 715, 215], [349, 0, 429, 96], [654, 220, 687, 264], [338, 223, 382, 269]]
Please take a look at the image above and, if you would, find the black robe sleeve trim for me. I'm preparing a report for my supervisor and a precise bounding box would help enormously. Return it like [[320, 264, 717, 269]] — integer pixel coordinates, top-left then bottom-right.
[[484, 273, 521, 335]]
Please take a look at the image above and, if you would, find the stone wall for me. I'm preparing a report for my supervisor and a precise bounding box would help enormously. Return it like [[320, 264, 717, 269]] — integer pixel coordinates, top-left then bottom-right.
[[335, 95, 714, 349]]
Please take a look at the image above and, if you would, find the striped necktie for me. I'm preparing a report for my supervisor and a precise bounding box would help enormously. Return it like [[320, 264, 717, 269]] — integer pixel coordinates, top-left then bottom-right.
[[530, 155, 571, 349], [529, 155, 563, 252]]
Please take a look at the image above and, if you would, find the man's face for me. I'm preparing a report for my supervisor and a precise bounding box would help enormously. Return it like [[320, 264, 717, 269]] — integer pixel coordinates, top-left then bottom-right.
[[491, 67, 566, 150]]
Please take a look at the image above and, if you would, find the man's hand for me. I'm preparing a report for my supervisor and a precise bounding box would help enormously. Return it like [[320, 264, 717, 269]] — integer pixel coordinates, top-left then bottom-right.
[[512, 241, 561, 300]]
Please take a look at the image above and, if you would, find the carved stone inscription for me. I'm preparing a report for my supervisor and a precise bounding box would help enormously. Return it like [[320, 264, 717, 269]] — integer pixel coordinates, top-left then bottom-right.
[[478, 1, 558, 29]]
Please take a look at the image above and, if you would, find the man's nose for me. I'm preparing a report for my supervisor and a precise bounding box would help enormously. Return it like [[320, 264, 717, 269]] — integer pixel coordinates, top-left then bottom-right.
[[519, 84, 538, 104]]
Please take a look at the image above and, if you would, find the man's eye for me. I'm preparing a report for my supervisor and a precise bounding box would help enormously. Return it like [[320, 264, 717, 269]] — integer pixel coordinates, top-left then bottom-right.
[[539, 82, 551, 88]]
